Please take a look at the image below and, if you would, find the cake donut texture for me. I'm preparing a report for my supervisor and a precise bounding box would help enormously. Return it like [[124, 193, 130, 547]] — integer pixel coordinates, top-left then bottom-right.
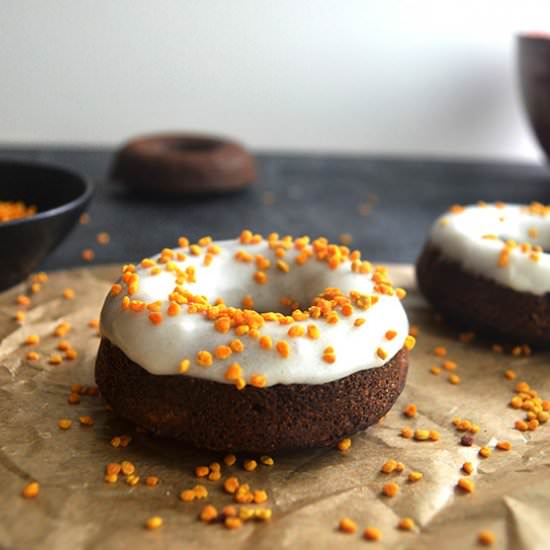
[[96, 231, 413, 451], [416, 202, 550, 346]]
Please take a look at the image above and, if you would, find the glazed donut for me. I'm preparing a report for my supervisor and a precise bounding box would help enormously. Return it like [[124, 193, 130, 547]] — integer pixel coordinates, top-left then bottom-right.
[[111, 133, 256, 195], [96, 231, 413, 452], [416, 202, 550, 346]]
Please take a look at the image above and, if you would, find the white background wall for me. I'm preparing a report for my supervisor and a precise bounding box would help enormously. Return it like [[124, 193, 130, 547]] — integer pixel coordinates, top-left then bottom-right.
[[0, 0, 549, 162]]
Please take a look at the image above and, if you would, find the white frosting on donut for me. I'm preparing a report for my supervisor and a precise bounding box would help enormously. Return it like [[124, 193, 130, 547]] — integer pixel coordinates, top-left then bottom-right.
[[100, 237, 410, 386], [430, 203, 550, 295]]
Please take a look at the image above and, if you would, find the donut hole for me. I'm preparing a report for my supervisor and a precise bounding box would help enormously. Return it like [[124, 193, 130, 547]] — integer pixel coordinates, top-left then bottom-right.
[[219, 270, 354, 315], [166, 137, 223, 154]]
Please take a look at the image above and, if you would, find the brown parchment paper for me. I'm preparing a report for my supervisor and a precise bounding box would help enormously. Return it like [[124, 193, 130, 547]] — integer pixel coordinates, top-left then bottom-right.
[[1, 264, 550, 550]]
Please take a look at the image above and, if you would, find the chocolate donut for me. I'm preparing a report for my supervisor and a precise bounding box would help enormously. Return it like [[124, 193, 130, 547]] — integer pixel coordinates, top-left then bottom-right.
[[416, 202, 550, 346], [111, 133, 256, 194], [96, 339, 408, 453], [96, 231, 413, 451]]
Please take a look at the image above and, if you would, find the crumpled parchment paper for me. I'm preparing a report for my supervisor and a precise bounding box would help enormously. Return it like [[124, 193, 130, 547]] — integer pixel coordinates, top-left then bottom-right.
[[1, 265, 549, 550]]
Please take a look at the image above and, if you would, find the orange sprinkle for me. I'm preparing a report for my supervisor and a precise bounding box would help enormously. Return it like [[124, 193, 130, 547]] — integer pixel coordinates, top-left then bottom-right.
[[48, 353, 63, 365], [363, 527, 382, 541], [339, 518, 357, 534], [224, 362, 242, 381], [449, 374, 461, 385], [400, 426, 414, 439], [259, 335, 273, 349], [307, 324, 320, 339], [167, 302, 181, 316], [496, 440, 511, 451], [148, 312, 163, 325], [63, 288, 75, 300], [376, 347, 388, 360], [16, 294, 31, 307], [404, 403, 417, 417], [214, 345, 232, 360], [479, 447, 491, 458], [26, 351, 39, 361], [254, 271, 267, 285], [79, 415, 94, 426], [462, 462, 474, 475], [24, 334, 40, 346], [276, 340, 290, 358], [145, 476, 159, 487], [195, 466, 209, 478], [404, 335, 416, 351], [230, 339, 245, 353], [250, 374, 267, 388], [337, 438, 352, 452], [81, 248, 95, 262], [385, 330, 397, 340], [178, 359, 190, 373], [382, 482, 399, 497], [145, 516, 163, 530], [58, 419, 72, 430], [478, 530, 496, 546], [381, 459, 397, 474], [214, 317, 231, 333], [224, 476, 240, 494], [408, 471, 423, 482], [196, 350, 213, 367], [287, 325, 305, 338], [243, 459, 257, 472], [398, 517, 416, 531], [457, 477, 475, 493], [21, 481, 40, 499], [443, 360, 457, 370], [433, 346, 447, 357]]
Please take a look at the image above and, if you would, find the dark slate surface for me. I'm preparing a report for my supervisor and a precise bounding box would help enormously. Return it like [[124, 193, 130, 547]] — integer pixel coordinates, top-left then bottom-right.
[[1, 147, 549, 269]]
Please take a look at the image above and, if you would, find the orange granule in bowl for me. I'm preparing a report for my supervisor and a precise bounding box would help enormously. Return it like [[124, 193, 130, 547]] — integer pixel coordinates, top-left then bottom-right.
[[0, 201, 37, 222]]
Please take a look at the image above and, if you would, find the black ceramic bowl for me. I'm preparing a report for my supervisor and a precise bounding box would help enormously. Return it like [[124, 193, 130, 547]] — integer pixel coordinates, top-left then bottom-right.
[[0, 160, 94, 291], [518, 33, 550, 160]]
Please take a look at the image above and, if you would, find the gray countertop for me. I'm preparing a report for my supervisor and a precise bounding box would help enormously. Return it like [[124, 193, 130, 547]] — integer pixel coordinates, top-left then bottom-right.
[[1, 147, 549, 269]]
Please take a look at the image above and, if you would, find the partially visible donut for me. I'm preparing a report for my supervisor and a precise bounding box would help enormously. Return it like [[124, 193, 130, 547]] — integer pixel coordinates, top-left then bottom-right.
[[416, 202, 550, 346], [111, 133, 256, 194], [96, 231, 414, 452]]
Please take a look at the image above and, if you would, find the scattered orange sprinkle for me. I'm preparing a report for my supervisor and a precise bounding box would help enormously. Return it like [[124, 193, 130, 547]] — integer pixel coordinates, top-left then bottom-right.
[[196, 350, 213, 367], [398, 517, 416, 531], [382, 482, 399, 497], [97, 232, 110, 245], [434, 346, 447, 357], [145, 516, 163, 530], [24, 334, 40, 346], [363, 527, 382, 541], [479, 447, 491, 458], [457, 477, 475, 493], [339, 518, 357, 534], [81, 248, 95, 262], [58, 419, 72, 430], [408, 471, 423, 482], [63, 288, 75, 300], [26, 351, 39, 361], [243, 459, 257, 472], [478, 530, 496, 546], [337, 438, 352, 452], [403, 403, 417, 417], [21, 481, 40, 498]]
